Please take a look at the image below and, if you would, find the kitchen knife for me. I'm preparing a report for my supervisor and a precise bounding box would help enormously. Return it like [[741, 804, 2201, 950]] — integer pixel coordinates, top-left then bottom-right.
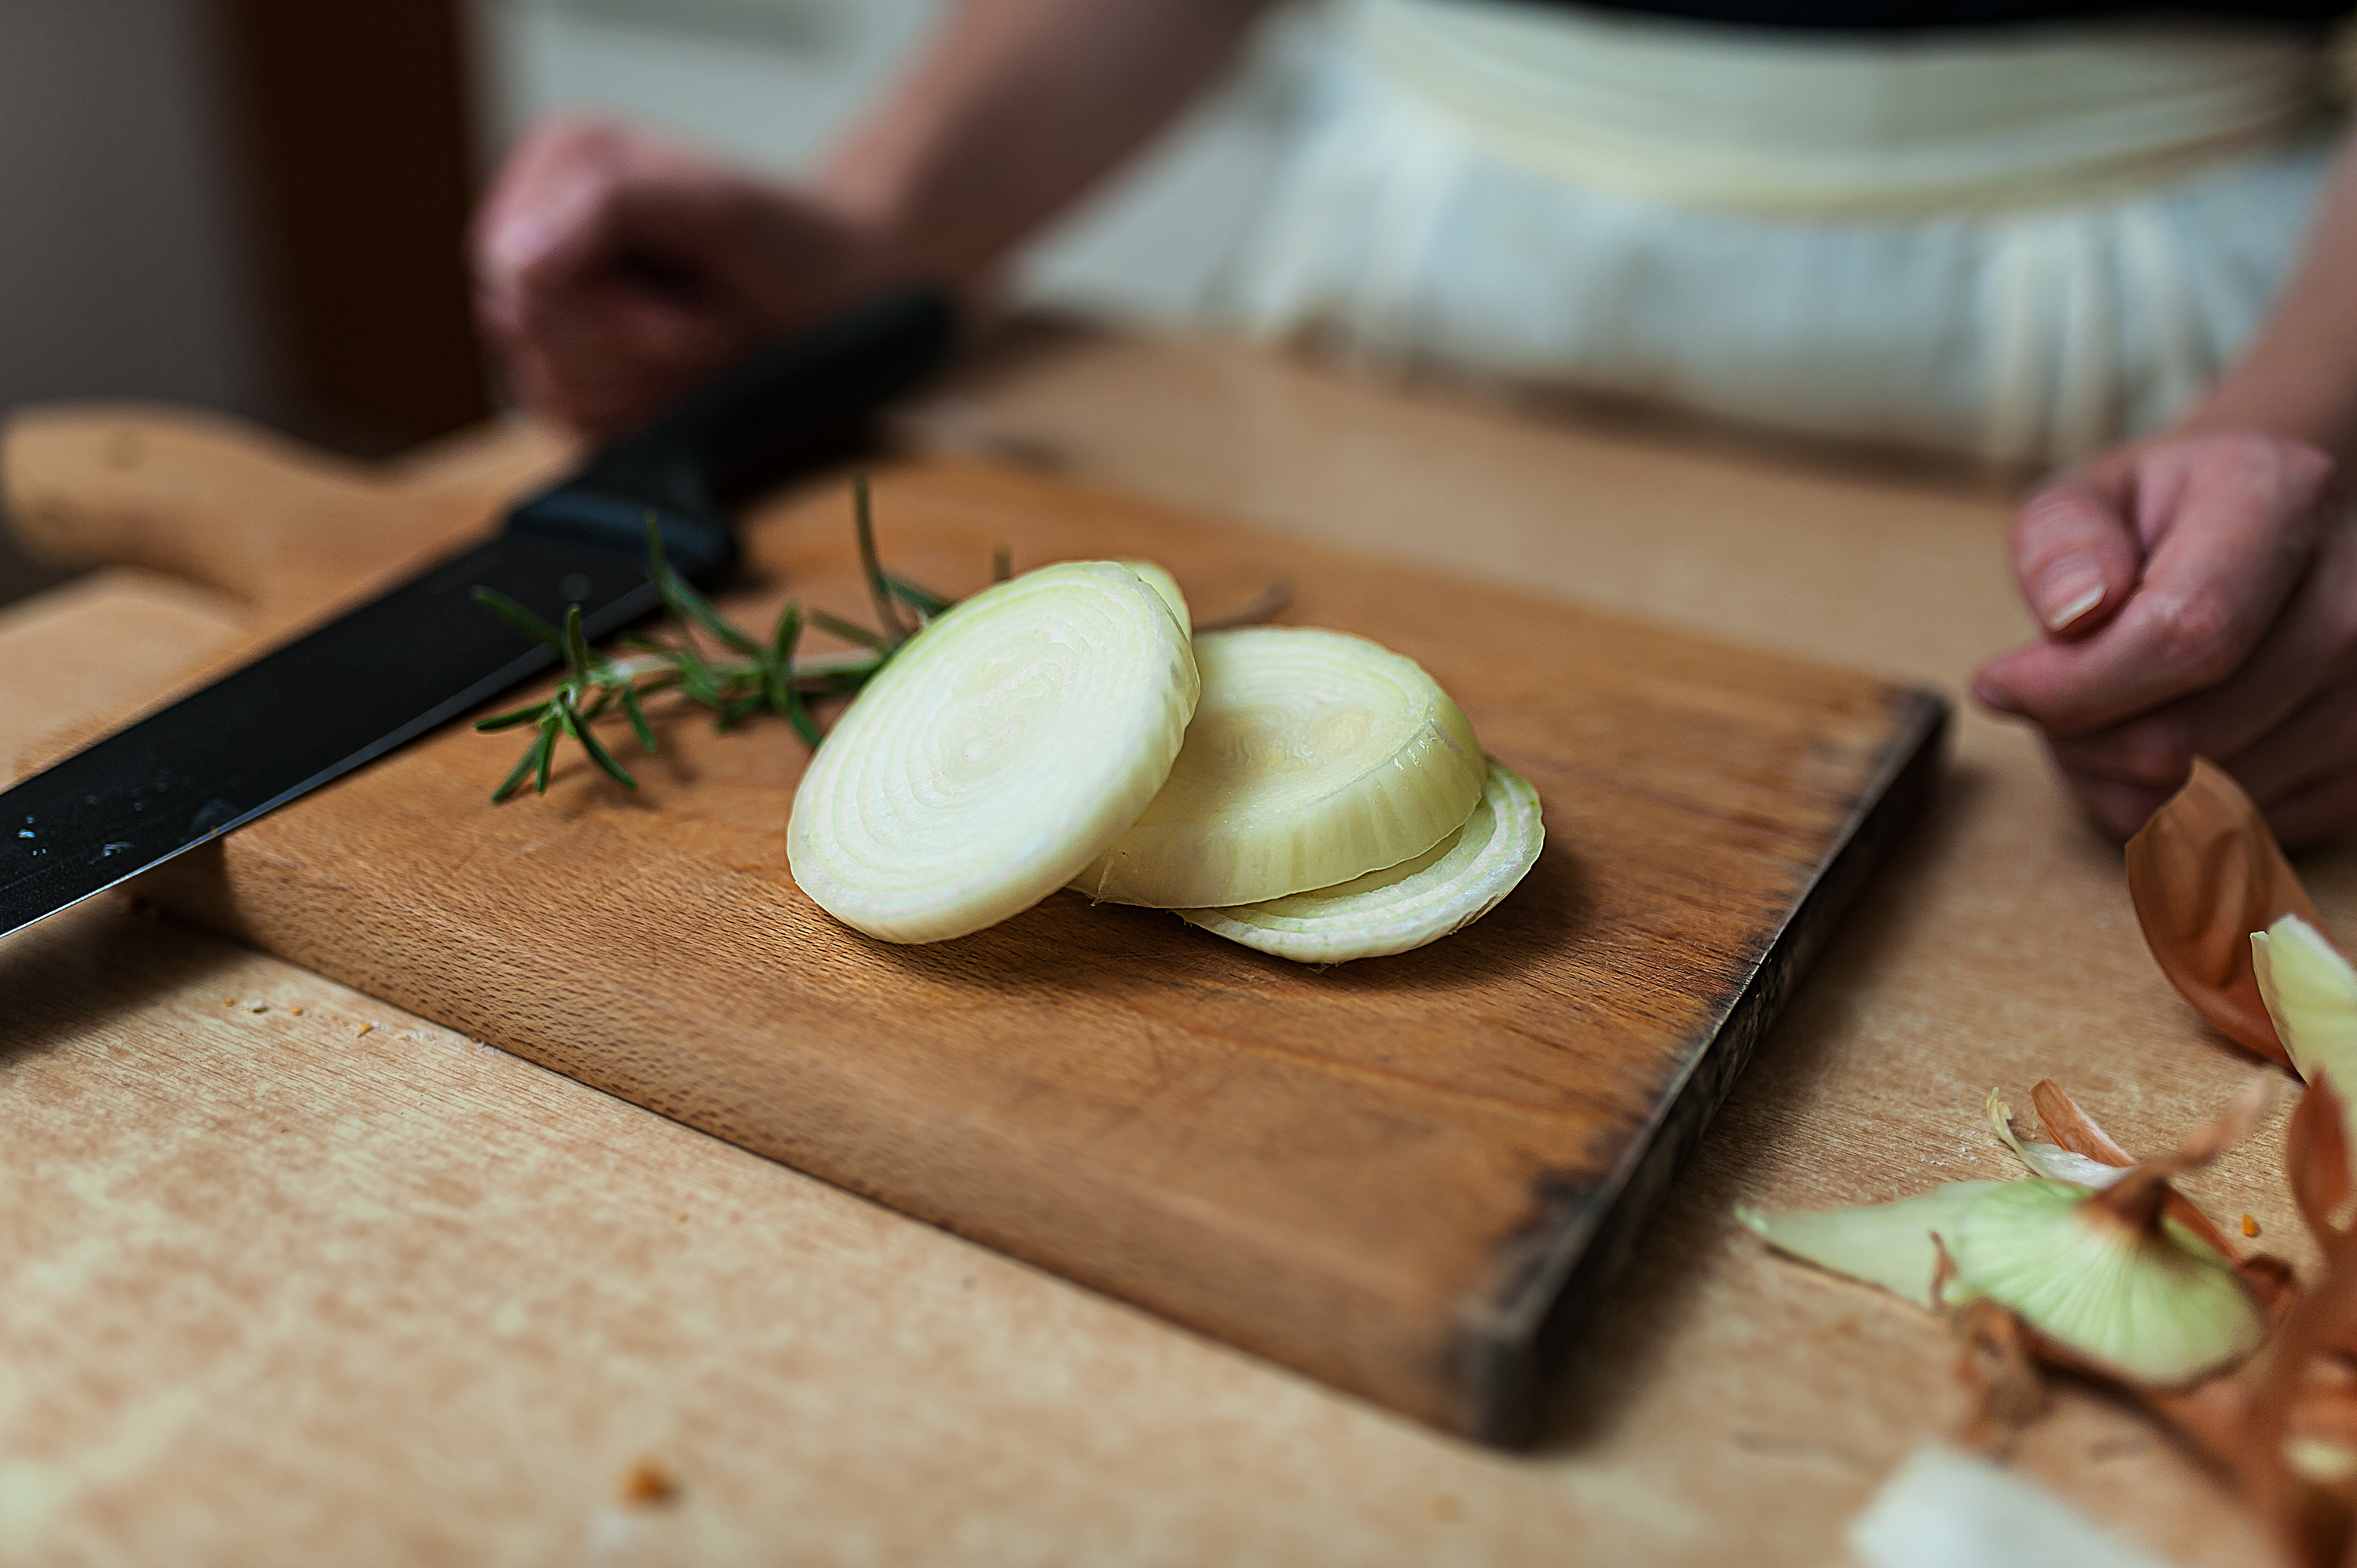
[[0, 285, 957, 944]]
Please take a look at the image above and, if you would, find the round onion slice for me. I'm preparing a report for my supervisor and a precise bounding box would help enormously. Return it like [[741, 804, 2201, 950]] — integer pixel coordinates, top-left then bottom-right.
[[787, 562, 1198, 943], [1178, 758, 1542, 962], [1120, 559, 1189, 631], [1072, 626, 1485, 908]]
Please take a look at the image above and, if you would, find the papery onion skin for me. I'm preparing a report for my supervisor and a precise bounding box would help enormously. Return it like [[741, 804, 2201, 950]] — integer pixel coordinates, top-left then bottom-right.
[[787, 562, 1198, 944], [2126, 757, 2315, 1065], [1987, 1088, 2128, 1189], [1178, 757, 1542, 963], [1073, 626, 1486, 909], [1946, 1178, 2264, 1386]]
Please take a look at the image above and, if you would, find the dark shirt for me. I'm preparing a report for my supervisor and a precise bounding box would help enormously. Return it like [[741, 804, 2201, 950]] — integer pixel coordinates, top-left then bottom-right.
[[1553, 0, 2349, 29]]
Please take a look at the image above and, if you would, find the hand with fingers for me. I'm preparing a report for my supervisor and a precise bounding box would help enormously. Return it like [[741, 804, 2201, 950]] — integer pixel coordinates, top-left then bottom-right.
[[472, 115, 893, 441], [1972, 433, 2352, 846], [470, 1, 1276, 441]]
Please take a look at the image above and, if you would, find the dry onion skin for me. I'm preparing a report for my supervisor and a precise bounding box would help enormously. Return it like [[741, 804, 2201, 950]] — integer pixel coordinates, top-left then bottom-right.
[[786, 561, 1197, 943], [1945, 1178, 2266, 1385], [1986, 1089, 2128, 1190], [1178, 757, 1542, 963], [1746, 1083, 2274, 1390], [1748, 1178, 2265, 1383], [2125, 757, 2315, 1067], [1072, 626, 1486, 909]]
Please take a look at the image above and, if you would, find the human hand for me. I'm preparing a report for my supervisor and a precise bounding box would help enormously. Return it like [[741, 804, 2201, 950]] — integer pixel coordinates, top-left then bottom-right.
[[1972, 432, 2353, 845], [472, 115, 892, 439]]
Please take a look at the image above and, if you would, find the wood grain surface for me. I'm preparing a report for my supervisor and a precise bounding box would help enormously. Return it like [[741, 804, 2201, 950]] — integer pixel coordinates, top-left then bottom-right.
[[3, 404, 1938, 1443], [0, 325, 2336, 1565]]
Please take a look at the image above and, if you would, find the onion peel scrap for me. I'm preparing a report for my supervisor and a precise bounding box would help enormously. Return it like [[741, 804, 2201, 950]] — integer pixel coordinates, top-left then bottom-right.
[[1987, 1086, 2128, 1189], [1747, 1083, 2278, 1390], [2237, 1079, 2357, 1567], [2055, 1080, 2357, 1568], [2126, 758, 2319, 1067], [2006, 1078, 2264, 1278], [1952, 1291, 2049, 1457], [1736, 1183, 2001, 1310], [2288, 1071, 2355, 1252]]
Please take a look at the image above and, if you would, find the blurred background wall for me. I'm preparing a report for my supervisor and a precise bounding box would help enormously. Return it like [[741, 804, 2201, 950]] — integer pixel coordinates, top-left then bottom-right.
[[0, 1, 268, 419], [0, 0, 487, 451]]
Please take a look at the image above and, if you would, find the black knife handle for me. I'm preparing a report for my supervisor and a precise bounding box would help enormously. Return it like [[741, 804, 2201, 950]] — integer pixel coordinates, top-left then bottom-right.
[[504, 284, 959, 574]]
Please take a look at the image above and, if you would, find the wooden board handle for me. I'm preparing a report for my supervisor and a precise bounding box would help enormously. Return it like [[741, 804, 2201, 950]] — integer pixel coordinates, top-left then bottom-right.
[[0, 405, 548, 614]]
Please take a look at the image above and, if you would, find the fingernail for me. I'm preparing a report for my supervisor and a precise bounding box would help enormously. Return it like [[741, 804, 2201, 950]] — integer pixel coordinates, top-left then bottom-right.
[[2037, 557, 2105, 632], [1971, 676, 2021, 715]]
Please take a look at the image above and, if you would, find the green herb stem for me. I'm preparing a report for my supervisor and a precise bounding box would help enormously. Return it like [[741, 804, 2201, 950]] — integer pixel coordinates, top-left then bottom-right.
[[472, 474, 948, 802]]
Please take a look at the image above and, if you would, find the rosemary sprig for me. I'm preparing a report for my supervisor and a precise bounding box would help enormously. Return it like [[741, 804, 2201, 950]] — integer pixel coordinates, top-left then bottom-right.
[[471, 478, 951, 802], [471, 477, 1293, 804]]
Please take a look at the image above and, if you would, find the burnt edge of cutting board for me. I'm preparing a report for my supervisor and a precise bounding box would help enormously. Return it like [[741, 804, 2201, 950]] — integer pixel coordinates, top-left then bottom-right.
[[1452, 686, 1950, 1449]]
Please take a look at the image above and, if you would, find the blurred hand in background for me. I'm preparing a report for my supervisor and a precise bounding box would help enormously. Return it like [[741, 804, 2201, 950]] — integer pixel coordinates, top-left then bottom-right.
[[470, 0, 1272, 441], [471, 117, 887, 440]]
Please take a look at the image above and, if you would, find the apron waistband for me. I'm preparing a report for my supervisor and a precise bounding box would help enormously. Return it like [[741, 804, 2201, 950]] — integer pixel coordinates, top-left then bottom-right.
[[1354, 0, 2333, 218]]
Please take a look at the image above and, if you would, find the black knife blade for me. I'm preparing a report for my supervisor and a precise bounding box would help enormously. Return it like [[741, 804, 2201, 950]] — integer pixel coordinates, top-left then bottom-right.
[[0, 285, 956, 943]]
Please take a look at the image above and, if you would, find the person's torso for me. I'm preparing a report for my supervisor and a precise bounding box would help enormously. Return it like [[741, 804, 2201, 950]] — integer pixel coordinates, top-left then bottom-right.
[[1528, 0, 2348, 31]]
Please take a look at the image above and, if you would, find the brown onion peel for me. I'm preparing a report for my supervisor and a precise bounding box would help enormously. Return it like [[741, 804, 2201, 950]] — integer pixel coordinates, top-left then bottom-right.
[[2290, 1072, 2356, 1255], [2126, 758, 2320, 1068], [2119, 1081, 2357, 1568], [2032, 1075, 2253, 1266], [2243, 1233, 2357, 1557], [2030, 1077, 2139, 1167]]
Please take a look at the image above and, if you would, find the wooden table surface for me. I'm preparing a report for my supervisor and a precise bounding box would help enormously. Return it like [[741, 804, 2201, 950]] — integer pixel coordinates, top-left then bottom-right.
[[3, 323, 2340, 1566]]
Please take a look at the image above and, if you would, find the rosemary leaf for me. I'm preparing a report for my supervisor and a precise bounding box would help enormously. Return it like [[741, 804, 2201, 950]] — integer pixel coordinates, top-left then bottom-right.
[[475, 701, 550, 734], [473, 587, 568, 654], [884, 570, 951, 619], [566, 706, 640, 790], [620, 685, 657, 753], [667, 571, 762, 657], [854, 472, 910, 640], [799, 663, 883, 696], [807, 607, 889, 650], [679, 661, 723, 707], [782, 683, 824, 747], [491, 734, 545, 803], [563, 603, 594, 676], [766, 604, 804, 716]]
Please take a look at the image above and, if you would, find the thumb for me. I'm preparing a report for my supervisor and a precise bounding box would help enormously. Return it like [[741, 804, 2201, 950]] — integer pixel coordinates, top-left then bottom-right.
[[2009, 461, 2145, 639]]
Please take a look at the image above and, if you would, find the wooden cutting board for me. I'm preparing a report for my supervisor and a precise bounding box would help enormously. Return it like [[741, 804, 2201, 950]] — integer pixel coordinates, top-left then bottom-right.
[[3, 405, 1944, 1445]]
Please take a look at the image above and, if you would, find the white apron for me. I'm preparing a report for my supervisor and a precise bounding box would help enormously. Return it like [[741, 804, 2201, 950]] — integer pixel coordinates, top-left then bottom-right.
[[1219, 0, 2341, 466]]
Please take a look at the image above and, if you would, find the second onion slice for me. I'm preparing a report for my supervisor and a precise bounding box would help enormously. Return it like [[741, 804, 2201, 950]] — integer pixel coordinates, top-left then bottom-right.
[[787, 562, 1198, 943], [1072, 626, 1485, 908], [1177, 757, 1542, 962]]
